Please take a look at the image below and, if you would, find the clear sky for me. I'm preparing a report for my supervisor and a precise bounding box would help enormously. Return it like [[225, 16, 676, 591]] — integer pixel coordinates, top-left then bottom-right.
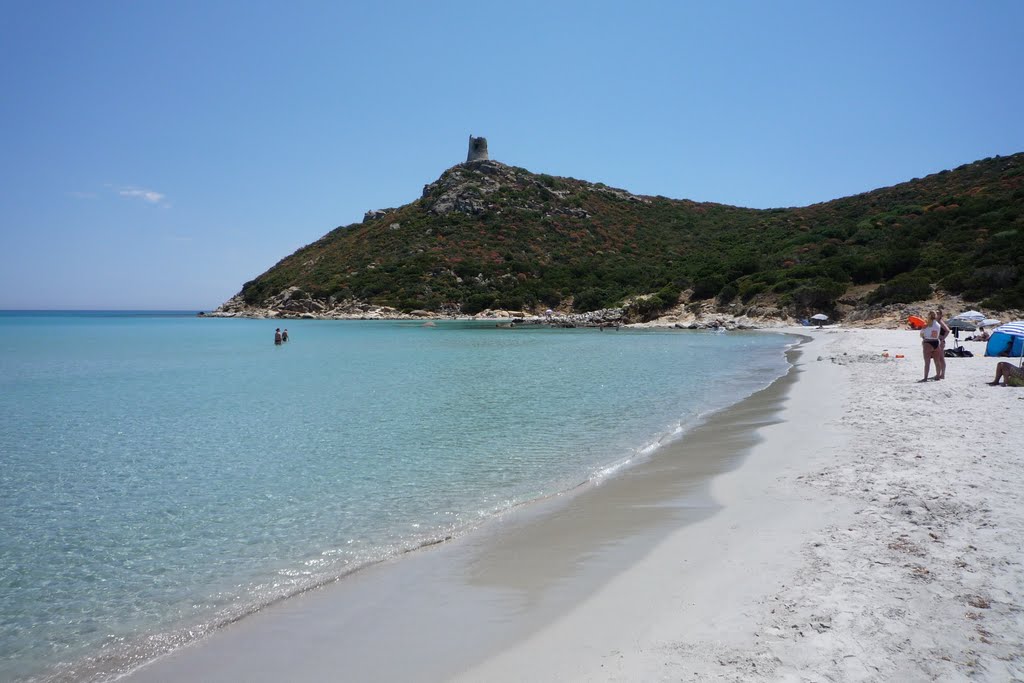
[[1, 1, 1021, 310]]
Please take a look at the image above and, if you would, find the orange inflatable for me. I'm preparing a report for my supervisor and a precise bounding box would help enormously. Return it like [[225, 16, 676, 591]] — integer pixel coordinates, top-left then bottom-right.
[[907, 315, 926, 330]]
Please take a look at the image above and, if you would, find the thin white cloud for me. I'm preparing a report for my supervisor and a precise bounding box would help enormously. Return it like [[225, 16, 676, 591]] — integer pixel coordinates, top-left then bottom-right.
[[118, 186, 167, 205]]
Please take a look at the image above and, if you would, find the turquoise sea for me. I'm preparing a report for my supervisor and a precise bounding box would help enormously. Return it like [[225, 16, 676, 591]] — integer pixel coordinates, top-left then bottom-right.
[[0, 311, 792, 682]]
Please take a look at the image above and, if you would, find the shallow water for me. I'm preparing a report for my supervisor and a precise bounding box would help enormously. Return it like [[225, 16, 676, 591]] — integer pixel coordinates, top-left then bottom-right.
[[0, 312, 790, 681]]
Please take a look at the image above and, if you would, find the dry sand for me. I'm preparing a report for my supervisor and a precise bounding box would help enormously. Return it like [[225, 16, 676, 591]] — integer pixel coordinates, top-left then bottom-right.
[[122, 328, 1024, 682]]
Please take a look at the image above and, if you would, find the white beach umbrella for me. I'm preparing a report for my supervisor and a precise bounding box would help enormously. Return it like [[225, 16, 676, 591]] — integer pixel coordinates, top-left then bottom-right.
[[980, 318, 1001, 327], [954, 310, 985, 321], [810, 313, 829, 321]]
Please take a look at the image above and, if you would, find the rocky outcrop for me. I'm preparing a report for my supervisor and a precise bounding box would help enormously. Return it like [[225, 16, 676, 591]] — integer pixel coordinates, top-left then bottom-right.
[[429, 192, 489, 216], [363, 208, 396, 223], [208, 287, 629, 326], [472, 307, 626, 328], [209, 288, 424, 320], [594, 185, 651, 205], [546, 206, 591, 219], [206, 288, 1020, 331], [422, 161, 509, 216], [673, 318, 761, 331], [420, 160, 601, 219]]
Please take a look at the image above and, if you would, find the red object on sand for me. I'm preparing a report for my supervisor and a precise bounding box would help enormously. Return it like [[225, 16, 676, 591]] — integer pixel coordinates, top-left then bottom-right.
[[907, 315, 926, 330]]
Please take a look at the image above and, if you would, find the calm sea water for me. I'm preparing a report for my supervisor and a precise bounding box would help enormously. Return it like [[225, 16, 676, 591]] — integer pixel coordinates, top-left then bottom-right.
[[0, 312, 792, 681]]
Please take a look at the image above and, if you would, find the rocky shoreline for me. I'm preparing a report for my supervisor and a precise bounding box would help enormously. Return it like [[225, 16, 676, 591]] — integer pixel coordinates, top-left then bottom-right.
[[202, 288, 1020, 332]]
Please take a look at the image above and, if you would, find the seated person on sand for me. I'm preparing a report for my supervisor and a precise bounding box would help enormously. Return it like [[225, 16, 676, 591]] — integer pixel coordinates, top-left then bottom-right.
[[966, 329, 990, 342], [988, 362, 1024, 387]]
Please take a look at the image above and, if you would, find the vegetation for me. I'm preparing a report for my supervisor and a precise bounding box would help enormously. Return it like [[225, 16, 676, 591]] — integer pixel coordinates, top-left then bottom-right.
[[235, 153, 1024, 316]]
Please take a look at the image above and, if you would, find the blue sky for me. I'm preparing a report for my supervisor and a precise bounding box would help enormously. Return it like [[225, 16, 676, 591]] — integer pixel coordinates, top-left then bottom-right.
[[1, 1, 1021, 310]]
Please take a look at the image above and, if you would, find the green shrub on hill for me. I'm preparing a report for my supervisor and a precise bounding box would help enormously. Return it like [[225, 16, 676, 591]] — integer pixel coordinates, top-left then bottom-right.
[[866, 274, 933, 306]]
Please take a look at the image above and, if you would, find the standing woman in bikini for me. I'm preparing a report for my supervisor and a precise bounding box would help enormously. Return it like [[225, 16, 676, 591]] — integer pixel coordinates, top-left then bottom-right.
[[919, 311, 942, 382], [934, 309, 950, 380]]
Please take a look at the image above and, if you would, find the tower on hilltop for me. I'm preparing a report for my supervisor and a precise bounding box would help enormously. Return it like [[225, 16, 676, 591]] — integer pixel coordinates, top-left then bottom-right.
[[466, 135, 489, 162]]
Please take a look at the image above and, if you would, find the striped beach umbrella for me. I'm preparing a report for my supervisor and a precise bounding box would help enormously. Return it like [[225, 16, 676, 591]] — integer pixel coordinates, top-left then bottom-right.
[[955, 310, 986, 321], [994, 321, 1024, 337], [986, 321, 1024, 363]]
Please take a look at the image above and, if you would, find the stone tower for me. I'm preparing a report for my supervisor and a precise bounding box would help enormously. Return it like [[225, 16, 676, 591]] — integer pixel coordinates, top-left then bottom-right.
[[466, 135, 489, 162]]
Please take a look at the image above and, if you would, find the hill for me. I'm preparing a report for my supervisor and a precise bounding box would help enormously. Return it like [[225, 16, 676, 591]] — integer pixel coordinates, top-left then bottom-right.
[[214, 153, 1024, 322]]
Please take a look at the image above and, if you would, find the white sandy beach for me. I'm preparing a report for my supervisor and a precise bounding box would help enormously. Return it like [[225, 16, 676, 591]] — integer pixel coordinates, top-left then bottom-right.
[[455, 328, 1024, 682], [123, 328, 1023, 682]]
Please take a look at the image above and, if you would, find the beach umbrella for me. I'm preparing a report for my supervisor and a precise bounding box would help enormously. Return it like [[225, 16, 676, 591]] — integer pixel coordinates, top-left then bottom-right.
[[980, 318, 1001, 327], [985, 321, 1024, 362], [955, 310, 986, 322], [810, 313, 829, 321], [947, 318, 977, 332], [993, 321, 1024, 337]]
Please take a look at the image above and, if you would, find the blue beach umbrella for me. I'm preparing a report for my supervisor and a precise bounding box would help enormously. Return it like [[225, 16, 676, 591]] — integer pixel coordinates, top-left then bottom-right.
[[985, 321, 1024, 359]]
